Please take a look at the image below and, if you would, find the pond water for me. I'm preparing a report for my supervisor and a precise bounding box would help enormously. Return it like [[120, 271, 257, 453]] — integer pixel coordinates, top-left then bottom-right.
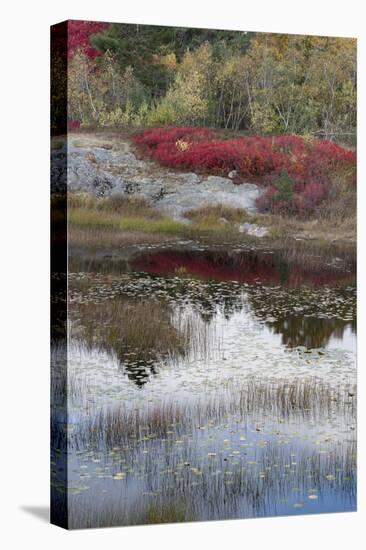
[[52, 246, 356, 528]]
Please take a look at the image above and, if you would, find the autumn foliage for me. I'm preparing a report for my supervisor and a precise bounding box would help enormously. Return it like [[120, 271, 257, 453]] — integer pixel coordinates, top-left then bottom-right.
[[67, 20, 108, 59], [67, 119, 81, 130], [132, 127, 356, 216]]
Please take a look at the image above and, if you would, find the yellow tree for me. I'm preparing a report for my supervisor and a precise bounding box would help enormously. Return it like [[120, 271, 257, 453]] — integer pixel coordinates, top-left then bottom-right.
[[307, 37, 357, 139]]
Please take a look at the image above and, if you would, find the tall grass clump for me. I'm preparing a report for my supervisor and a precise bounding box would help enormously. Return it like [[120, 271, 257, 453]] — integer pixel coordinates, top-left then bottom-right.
[[184, 204, 251, 224], [68, 193, 187, 236], [72, 297, 191, 364]]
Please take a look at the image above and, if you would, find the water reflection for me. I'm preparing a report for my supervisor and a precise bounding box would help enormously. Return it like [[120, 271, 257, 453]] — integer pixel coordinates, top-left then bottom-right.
[[268, 316, 356, 349], [131, 248, 355, 288], [59, 245, 357, 527], [71, 288, 356, 387], [72, 297, 194, 388], [54, 387, 356, 528], [69, 246, 356, 387]]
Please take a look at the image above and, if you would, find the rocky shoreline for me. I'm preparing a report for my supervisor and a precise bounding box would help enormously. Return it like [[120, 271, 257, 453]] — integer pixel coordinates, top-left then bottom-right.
[[52, 134, 261, 222]]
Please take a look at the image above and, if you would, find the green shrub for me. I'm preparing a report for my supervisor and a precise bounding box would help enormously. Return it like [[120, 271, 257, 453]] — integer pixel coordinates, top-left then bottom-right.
[[274, 169, 294, 202]]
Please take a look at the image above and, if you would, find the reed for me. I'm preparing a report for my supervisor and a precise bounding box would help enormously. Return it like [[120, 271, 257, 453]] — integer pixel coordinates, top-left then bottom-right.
[[72, 378, 356, 450], [63, 434, 356, 528], [71, 297, 191, 363]]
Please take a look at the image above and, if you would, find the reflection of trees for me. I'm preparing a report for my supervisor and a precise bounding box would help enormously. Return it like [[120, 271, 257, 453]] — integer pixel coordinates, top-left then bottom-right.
[[165, 279, 244, 322], [158, 277, 355, 351], [70, 298, 190, 388], [246, 284, 356, 349], [70, 247, 356, 384], [146, 271, 356, 350], [115, 351, 158, 388], [269, 315, 356, 349], [129, 248, 356, 347]]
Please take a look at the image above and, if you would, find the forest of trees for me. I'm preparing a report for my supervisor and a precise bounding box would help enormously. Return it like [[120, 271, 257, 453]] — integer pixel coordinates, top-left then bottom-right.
[[66, 21, 356, 140]]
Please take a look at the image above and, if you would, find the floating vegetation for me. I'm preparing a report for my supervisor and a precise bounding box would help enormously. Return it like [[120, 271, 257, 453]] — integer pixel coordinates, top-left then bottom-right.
[[68, 263, 356, 343], [61, 425, 356, 528]]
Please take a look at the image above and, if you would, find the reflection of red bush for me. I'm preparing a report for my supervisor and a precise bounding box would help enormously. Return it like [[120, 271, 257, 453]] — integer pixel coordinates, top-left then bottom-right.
[[133, 251, 280, 284], [132, 250, 354, 288], [132, 128, 356, 216]]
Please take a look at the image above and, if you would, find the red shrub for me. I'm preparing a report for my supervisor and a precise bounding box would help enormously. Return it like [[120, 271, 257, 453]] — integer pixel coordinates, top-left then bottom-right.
[[301, 182, 328, 207], [132, 127, 216, 152], [132, 127, 356, 216], [255, 186, 277, 213], [68, 21, 108, 59], [68, 119, 81, 130]]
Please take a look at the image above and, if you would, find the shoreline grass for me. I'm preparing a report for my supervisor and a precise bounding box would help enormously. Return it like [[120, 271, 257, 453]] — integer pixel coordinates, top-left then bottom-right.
[[68, 228, 356, 277], [68, 204, 356, 271], [69, 207, 186, 235]]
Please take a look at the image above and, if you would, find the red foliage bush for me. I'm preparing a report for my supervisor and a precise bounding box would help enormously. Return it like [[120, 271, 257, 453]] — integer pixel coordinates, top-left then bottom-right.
[[132, 127, 356, 216], [301, 182, 328, 206], [68, 21, 108, 59], [68, 119, 81, 130], [257, 181, 329, 216], [133, 127, 216, 152]]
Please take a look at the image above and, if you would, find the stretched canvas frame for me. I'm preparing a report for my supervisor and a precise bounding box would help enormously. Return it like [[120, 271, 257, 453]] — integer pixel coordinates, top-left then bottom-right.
[[51, 20, 357, 529]]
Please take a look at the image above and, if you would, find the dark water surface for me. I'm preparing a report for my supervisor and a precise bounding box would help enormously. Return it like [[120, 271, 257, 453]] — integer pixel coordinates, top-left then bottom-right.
[[52, 246, 356, 528]]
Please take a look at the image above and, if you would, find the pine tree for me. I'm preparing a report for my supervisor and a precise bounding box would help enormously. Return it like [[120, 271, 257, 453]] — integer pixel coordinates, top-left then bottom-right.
[[274, 169, 293, 202]]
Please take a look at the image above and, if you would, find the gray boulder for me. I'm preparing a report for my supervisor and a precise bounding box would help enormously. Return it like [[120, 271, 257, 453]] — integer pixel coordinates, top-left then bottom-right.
[[63, 135, 263, 220], [238, 222, 269, 238]]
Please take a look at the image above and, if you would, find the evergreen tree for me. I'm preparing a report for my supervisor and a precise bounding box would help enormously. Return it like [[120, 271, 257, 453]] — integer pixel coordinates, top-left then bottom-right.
[[274, 170, 294, 202]]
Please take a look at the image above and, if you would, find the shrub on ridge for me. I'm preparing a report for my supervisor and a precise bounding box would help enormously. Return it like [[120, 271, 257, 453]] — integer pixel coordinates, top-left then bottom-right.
[[132, 127, 356, 216]]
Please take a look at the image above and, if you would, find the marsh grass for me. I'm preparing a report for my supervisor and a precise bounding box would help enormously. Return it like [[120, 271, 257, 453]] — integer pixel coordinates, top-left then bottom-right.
[[73, 378, 356, 450], [143, 502, 191, 524], [51, 364, 91, 403], [68, 225, 177, 249], [64, 428, 356, 528], [68, 194, 356, 263], [69, 207, 186, 235], [72, 297, 190, 364], [68, 194, 251, 243], [275, 238, 356, 275], [185, 203, 356, 247], [185, 204, 252, 225], [68, 193, 162, 219], [66, 496, 193, 529], [319, 176, 356, 223], [68, 200, 260, 249]]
